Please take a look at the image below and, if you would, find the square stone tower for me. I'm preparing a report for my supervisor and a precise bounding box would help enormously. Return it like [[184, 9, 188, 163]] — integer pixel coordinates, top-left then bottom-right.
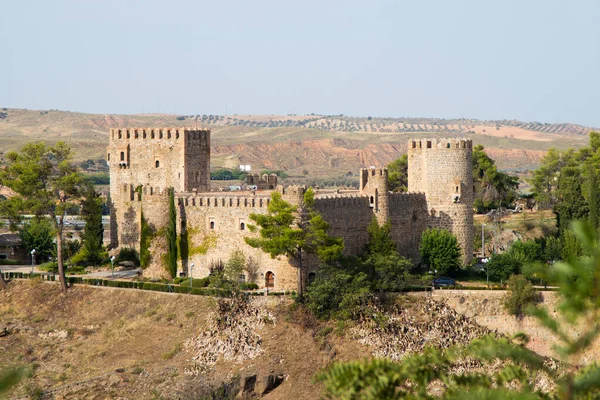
[[106, 127, 210, 248]]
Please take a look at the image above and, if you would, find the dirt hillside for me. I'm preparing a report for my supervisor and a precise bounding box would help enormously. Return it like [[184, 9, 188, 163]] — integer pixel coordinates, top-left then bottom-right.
[[0, 108, 592, 177]]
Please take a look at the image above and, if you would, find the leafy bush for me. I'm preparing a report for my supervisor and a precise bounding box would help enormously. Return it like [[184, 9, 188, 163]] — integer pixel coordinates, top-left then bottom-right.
[[0, 259, 24, 265], [38, 261, 58, 273], [239, 282, 259, 290], [485, 252, 521, 282], [305, 261, 372, 320], [504, 274, 541, 319]]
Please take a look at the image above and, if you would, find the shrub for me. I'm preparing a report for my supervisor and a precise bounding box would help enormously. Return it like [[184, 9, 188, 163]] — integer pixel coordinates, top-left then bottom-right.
[[504, 274, 541, 319], [38, 261, 58, 273], [0, 259, 24, 265], [239, 282, 259, 291]]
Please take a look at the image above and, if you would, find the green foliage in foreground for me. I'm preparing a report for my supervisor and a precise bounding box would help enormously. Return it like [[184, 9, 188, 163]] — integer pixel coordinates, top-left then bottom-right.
[[318, 221, 600, 399]]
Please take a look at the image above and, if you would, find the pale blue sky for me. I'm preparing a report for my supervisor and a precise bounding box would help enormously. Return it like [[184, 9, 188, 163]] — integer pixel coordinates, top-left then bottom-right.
[[1, 0, 599, 126]]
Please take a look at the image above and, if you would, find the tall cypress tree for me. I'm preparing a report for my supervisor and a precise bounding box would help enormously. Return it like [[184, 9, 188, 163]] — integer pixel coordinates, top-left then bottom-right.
[[80, 184, 104, 265], [166, 187, 178, 278]]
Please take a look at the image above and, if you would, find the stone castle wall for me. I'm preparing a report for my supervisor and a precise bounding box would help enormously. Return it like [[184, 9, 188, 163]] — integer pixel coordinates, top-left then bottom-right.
[[107, 127, 210, 248], [108, 129, 474, 290], [407, 138, 474, 263], [175, 192, 297, 290]]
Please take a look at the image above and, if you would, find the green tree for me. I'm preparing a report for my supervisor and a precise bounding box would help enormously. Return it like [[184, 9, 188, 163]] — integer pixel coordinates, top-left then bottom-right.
[[19, 218, 55, 263], [305, 258, 372, 320], [419, 228, 461, 275], [318, 222, 600, 400], [225, 249, 246, 284], [246, 188, 343, 295], [504, 274, 541, 319], [363, 217, 412, 291], [78, 184, 104, 265], [543, 235, 562, 263], [485, 252, 521, 282], [0, 142, 86, 292], [386, 154, 408, 192], [472, 145, 519, 212], [165, 187, 178, 278], [365, 218, 396, 256]]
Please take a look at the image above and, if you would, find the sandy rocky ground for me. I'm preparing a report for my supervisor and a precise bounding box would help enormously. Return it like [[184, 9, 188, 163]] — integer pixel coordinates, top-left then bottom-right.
[[0, 280, 562, 399]]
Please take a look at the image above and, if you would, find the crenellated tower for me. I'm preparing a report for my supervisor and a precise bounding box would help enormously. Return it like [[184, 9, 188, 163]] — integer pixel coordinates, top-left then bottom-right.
[[407, 138, 473, 264], [359, 167, 390, 225], [106, 127, 210, 248]]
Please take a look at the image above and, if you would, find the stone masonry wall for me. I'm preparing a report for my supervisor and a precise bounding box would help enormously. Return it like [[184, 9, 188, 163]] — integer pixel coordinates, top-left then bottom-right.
[[177, 193, 298, 290], [107, 129, 474, 290], [107, 128, 210, 248], [408, 138, 474, 263]]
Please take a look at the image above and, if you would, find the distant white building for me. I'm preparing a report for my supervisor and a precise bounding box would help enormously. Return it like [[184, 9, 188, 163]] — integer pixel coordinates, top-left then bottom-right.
[[239, 164, 251, 172]]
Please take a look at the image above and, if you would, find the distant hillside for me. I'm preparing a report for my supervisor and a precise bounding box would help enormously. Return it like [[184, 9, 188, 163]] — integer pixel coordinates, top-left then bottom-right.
[[0, 108, 593, 179]]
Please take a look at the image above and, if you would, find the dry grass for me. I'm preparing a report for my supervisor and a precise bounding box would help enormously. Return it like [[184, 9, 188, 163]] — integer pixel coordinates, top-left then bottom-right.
[[0, 281, 373, 399]]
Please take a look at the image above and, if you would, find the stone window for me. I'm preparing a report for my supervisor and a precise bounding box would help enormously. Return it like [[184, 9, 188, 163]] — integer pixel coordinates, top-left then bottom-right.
[[426, 141, 432, 148], [134, 130, 138, 139], [127, 131, 130, 139], [160, 131, 164, 139], [118, 131, 122, 139], [151, 131, 155, 139], [120, 152, 125, 161], [369, 196, 375, 208], [176, 131, 180, 139], [210, 221, 215, 230], [143, 131, 147, 139], [447, 143, 451, 148], [240, 222, 245, 231], [155, 160, 160, 168], [168, 131, 171, 139], [107, 153, 110, 161]]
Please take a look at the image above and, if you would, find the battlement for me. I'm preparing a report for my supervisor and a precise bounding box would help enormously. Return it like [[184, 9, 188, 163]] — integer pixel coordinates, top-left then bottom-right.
[[359, 167, 388, 177], [247, 173, 278, 189], [109, 127, 210, 142], [408, 138, 472, 150], [176, 194, 272, 209], [314, 194, 370, 210], [389, 192, 427, 206]]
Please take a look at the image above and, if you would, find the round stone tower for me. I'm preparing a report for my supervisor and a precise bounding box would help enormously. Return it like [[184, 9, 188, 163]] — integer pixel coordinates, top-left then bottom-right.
[[407, 138, 474, 264]]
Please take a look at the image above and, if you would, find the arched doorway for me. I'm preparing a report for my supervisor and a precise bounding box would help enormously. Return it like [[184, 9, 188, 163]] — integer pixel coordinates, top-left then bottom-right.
[[265, 271, 275, 288]]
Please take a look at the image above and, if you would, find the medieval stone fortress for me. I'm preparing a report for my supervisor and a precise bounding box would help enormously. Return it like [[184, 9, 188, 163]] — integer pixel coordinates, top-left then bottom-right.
[[107, 127, 473, 290]]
